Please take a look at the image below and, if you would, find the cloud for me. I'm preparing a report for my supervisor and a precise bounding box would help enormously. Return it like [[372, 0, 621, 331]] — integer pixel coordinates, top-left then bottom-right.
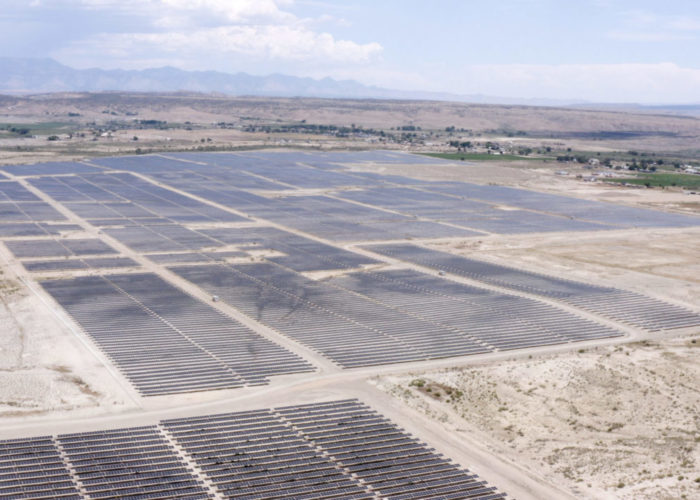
[[51, 0, 382, 70], [56, 26, 381, 69]]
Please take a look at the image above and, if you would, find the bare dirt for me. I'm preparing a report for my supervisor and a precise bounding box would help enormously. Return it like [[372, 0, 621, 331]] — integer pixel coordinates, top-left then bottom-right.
[[375, 336, 700, 500], [426, 226, 700, 309], [0, 261, 137, 418]]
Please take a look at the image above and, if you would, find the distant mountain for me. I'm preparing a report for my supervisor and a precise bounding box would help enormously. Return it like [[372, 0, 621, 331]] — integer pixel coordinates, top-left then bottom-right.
[[0, 57, 384, 98], [0, 57, 594, 107]]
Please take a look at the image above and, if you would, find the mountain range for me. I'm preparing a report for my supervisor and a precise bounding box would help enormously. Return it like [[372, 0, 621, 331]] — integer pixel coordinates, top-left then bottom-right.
[[0, 57, 587, 106], [2, 58, 699, 115]]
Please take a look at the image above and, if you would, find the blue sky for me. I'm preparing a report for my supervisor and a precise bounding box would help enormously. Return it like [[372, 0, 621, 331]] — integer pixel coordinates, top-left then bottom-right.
[[2, 0, 700, 102]]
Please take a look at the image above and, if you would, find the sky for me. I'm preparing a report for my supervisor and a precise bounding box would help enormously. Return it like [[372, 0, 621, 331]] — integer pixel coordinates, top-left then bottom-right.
[[1, 0, 700, 103]]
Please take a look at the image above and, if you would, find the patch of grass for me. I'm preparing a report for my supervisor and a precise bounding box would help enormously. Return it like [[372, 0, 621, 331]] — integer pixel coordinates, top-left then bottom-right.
[[409, 378, 425, 388], [421, 152, 546, 162], [606, 173, 700, 189]]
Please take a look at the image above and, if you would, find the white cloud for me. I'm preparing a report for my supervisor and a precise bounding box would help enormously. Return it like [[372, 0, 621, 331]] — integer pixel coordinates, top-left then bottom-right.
[[52, 0, 382, 70], [56, 25, 381, 70]]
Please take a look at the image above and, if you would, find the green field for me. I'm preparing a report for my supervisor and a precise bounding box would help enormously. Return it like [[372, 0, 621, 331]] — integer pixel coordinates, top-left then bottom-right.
[[606, 173, 700, 189], [0, 122, 76, 136], [421, 152, 546, 162]]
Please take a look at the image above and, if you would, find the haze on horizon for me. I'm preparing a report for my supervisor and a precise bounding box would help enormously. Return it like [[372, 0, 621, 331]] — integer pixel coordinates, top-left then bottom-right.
[[2, 0, 700, 104]]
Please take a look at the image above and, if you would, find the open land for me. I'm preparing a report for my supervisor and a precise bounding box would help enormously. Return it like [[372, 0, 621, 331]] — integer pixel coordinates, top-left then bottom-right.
[[0, 93, 698, 500]]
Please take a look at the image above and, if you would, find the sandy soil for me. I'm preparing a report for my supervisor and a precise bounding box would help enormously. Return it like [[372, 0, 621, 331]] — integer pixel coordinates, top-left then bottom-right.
[[375, 335, 700, 500], [427, 226, 700, 309], [0, 263, 137, 418]]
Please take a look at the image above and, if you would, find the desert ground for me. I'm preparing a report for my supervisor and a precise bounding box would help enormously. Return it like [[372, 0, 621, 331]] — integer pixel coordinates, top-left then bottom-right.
[[375, 335, 700, 500]]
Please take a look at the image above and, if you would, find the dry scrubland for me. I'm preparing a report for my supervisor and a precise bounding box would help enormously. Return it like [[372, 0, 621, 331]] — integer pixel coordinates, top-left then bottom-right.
[[1, 93, 700, 164], [375, 336, 700, 500], [426, 227, 700, 307], [2, 93, 699, 139], [0, 263, 132, 419]]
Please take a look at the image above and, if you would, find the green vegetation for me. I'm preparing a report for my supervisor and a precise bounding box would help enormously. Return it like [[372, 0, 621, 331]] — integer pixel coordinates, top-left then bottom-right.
[[0, 122, 75, 136], [421, 152, 546, 162], [606, 173, 700, 189]]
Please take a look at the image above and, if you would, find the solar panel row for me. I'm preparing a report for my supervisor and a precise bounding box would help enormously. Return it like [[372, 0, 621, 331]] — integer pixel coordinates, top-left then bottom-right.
[[366, 243, 700, 331], [30, 172, 247, 223], [0, 399, 506, 499], [5, 238, 118, 258], [41, 273, 314, 396], [170, 260, 620, 368], [336, 185, 613, 234], [3, 151, 700, 237], [141, 169, 482, 241], [22, 257, 138, 272], [57, 426, 209, 500], [0, 181, 40, 202], [0, 437, 80, 499], [0, 223, 80, 237], [327, 268, 623, 350], [1, 161, 103, 177], [0, 202, 66, 223], [162, 399, 507, 500], [200, 226, 379, 272], [428, 182, 700, 229]]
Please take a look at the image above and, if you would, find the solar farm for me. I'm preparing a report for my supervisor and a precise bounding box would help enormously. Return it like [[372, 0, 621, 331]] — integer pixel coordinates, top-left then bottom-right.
[[0, 150, 698, 499]]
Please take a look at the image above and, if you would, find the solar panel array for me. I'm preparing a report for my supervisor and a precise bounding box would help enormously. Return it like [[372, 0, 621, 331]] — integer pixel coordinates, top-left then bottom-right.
[[6, 238, 117, 258], [0, 399, 506, 500], [200, 226, 379, 272], [337, 186, 611, 234], [0, 436, 80, 499], [171, 262, 490, 367], [0, 161, 103, 176], [0, 151, 696, 386], [41, 273, 314, 395], [147, 168, 480, 241], [2, 151, 695, 499], [162, 399, 506, 500], [22, 257, 138, 272], [0, 223, 81, 237], [57, 426, 209, 500], [30, 172, 248, 223], [326, 268, 622, 349], [3, 152, 699, 240], [274, 400, 505, 500], [428, 182, 700, 229], [366, 243, 700, 331], [171, 260, 621, 367], [77, 151, 698, 237], [0, 201, 65, 223]]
